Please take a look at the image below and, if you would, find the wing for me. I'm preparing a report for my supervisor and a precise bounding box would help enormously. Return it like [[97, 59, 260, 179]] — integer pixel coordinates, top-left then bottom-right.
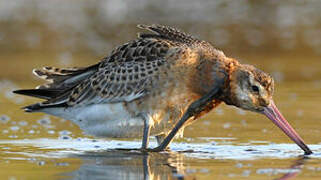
[[20, 24, 203, 110], [67, 24, 205, 106], [67, 59, 168, 106], [67, 38, 174, 106]]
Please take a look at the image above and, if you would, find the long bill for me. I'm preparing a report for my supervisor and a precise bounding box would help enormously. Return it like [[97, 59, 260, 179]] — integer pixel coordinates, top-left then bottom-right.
[[262, 100, 312, 155]]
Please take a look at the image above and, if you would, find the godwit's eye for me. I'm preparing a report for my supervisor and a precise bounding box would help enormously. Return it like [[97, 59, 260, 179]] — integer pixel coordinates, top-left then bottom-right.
[[251, 85, 259, 92]]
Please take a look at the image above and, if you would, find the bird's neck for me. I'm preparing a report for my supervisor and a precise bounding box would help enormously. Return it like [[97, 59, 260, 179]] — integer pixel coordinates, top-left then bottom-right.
[[190, 55, 238, 98], [216, 57, 240, 106]]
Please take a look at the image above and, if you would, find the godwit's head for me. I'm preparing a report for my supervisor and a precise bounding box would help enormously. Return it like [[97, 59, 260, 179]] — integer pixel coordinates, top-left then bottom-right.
[[229, 64, 274, 112], [228, 64, 312, 155]]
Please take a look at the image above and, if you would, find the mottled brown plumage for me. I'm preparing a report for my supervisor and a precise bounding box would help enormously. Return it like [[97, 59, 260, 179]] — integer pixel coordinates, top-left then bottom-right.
[[14, 24, 312, 154]]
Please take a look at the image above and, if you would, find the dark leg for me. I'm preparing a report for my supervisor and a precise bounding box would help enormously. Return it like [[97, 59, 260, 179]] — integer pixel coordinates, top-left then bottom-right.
[[151, 85, 222, 152], [142, 115, 152, 149], [155, 134, 165, 146], [156, 134, 170, 150]]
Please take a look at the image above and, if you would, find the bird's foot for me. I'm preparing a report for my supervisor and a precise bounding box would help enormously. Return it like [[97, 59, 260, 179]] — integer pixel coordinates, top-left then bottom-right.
[[149, 146, 171, 152]]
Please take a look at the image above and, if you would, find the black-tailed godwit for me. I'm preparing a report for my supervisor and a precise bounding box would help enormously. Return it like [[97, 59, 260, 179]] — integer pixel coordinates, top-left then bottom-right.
[[14, 24, 312, 154]]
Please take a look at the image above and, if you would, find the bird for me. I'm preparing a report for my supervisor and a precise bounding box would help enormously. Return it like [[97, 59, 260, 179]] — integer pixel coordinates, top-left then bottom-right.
[[14, 24, 312, 154]]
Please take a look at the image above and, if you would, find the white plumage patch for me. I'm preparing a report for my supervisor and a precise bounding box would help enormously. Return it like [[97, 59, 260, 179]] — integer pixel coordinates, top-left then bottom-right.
[[39, 101, 181, 139], [123, 92, 144, 102], [42, 103, 144, 138]]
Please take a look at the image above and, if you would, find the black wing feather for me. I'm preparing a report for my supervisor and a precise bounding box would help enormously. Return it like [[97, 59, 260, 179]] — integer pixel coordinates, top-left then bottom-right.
[[13, 89, 64, 100]]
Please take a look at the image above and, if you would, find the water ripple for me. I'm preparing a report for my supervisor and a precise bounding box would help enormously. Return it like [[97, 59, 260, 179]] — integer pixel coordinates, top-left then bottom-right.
[[0, 138, 320, 160]]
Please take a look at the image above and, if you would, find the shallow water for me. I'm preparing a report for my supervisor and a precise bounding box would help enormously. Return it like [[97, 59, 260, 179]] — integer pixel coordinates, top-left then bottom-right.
[[1, 53, 321, 179], [0, 138, 321, 179], [1, 1, 321, 179]]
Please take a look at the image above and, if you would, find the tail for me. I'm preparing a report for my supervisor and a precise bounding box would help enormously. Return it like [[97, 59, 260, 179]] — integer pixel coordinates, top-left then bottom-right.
[[22, 102, 67, 112], [14, 63, 99, 112], [13, 89, 64, 100], [23, 103, 41, 112], [32, 65, 98, 89]]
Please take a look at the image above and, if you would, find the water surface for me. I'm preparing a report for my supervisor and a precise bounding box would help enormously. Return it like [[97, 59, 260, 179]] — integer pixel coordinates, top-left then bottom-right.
[[1, 66, 321, 179]]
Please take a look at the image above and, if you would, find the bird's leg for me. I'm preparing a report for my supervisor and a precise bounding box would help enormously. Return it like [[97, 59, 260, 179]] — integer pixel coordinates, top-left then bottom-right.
[[155, 134, 170, 150], [142, 115, 152, 150], [155, 134, 165, 145], [151, 86, 222, 152]]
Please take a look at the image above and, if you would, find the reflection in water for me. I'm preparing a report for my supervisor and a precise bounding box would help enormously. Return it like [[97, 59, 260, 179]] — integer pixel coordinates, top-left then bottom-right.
[[275, 157, 306, 180], [0, 138, 320, 179], [63, 149, 311, 180], [66, 150, 189, 180]]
